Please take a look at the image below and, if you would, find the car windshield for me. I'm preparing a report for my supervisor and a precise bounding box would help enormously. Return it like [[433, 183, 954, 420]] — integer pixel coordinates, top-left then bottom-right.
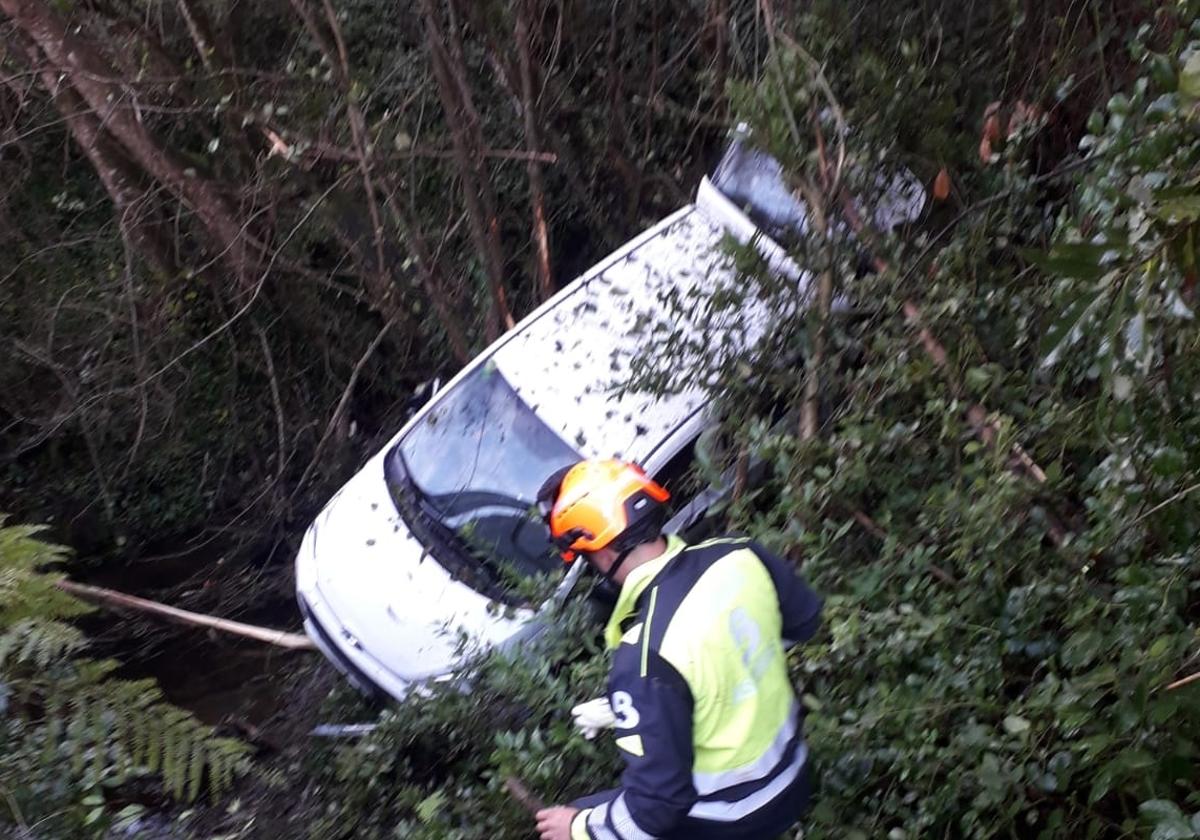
[[390, 360, 579, 585]]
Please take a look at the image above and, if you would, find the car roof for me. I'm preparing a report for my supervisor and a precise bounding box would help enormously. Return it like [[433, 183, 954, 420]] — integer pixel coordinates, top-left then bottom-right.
[[491, 200, 758, 465]]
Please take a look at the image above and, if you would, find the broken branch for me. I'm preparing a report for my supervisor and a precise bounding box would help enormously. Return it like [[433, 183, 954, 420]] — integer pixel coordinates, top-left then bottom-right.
[[849, 509, 959, 586], [56, 579, 315, 650], [1167, 671, 1200, 692], [504, 777, 546, 814]]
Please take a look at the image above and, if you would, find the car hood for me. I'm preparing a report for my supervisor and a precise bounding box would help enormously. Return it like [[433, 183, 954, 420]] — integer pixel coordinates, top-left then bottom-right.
[[304, 452, 534, 683]]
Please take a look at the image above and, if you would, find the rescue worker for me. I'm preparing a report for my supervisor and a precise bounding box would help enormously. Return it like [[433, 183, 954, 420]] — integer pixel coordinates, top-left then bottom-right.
[[532, 458, 823, 840]]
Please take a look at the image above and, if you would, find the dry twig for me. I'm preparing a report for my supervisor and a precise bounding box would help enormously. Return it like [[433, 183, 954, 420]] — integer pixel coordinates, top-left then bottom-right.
[[291, 317, 394, 497], [849, 509, 959, 586]]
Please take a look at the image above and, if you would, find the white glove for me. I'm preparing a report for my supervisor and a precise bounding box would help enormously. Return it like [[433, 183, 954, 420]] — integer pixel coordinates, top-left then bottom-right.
[[571, 697, 616, 740]]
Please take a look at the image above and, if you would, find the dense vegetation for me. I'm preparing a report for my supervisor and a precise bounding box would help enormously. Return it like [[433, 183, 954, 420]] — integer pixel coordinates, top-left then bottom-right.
[[2, 0, 1199, 837]]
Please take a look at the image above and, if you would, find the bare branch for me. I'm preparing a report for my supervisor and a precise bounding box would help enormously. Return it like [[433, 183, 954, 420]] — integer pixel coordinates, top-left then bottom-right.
[[418, 0, 515, 338], [57, 579, 315, 650], [514, 0, 554, 301], [255, 324, 288, 485], [292, 317, 394, 497]]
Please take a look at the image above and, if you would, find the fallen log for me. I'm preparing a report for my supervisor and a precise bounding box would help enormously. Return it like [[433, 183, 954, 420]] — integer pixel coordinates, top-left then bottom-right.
[[55, 579, 315, 651]]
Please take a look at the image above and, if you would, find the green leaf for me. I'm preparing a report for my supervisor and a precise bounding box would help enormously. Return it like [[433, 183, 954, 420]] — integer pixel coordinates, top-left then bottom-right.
[[1003, 715, 1031, 735], [1021, 245, 1112, 280], [1140, 799, 1199, 840], [1039, 287, 1104, 367], [965, 366, 991, 391], [1119, 749, 1156, 772], [1152, 195, 1200, 223], [1077, 734, 1113, 759], [1180, 52, 1200, 100], [1088, 761, 1117, 804], [416, 790, 447, 824], [1142, 800, 1186, 821], [1062, 630, 1105, 669], [1107, 93, 1132, 116]]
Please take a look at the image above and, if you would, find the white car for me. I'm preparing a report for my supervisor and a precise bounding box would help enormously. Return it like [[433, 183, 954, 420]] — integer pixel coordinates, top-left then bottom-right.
[[295, 138, 923, 701]]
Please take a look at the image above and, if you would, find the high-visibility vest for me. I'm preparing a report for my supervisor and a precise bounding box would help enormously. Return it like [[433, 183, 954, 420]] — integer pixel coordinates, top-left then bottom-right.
[[572, 535, 823, 840]]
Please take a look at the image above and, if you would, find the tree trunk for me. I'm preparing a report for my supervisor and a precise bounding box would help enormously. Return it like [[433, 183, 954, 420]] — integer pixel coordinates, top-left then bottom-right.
[[0, 0, 260, 289], [47, 77, 177, 278], [513, 0, 555, 301], [176, 0, 233, 73], [8, 29, 177, 277], [379, 188, 473, 363], [417, 0, 514, 340], [706, 0, 730, 113], [460, 0, 623, 250], [288, 0, 472, 362]]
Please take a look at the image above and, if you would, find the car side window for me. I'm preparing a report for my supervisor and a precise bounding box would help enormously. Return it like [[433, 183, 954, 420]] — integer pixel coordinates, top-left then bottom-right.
[[652, 440, 703, 513]]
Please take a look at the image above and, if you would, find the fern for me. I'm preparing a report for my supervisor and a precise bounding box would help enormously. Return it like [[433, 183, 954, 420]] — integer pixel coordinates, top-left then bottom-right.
[[56, 675, 251, 801], [0, 618, 87, 669], [0, 518, 88, 626], [0, 517, 252, 832]]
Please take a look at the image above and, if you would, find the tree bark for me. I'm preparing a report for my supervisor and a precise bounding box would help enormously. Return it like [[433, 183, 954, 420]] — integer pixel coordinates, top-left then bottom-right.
[[47, 76, 177, 278], [706, 0, 730, 113], [0, 0, 260, 288], [513, 0, 555, 301], [418, 0, 514, 340], [460, 0, 623, 249], [176, 0, 233, 73], [799, 256, 830, 441], [8, 29, 177, 277], [56, 579, 315, 650], [379, 187, 473, 363]]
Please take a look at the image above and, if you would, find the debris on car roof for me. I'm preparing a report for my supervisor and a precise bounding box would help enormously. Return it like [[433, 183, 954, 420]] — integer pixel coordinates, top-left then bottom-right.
[[492, 209, 762, 464]]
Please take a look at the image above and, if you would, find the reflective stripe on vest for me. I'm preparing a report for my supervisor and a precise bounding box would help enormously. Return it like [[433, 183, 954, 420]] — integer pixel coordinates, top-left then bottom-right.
[[585, 800, 611, 837], [688, 741, 808, 822], [692, 700, 800, 796], [610, 794, 655, 840], [581, 795, 657, 840]]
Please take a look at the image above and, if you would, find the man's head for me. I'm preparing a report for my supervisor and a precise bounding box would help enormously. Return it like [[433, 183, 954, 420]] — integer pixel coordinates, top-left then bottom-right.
[[536, 459, 670, 584]]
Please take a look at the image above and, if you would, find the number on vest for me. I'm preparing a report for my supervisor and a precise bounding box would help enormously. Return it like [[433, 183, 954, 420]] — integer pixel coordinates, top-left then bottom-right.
[[611, 690, 640, 729]]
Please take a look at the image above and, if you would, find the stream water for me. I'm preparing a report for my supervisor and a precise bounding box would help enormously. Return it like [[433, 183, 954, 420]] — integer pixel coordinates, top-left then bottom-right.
[[79, 540, 315, 729]]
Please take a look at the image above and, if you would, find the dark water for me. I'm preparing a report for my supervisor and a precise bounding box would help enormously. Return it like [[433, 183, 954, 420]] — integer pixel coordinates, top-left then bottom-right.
[[139, 616, 302, 727], [78, 539, 310, 728]]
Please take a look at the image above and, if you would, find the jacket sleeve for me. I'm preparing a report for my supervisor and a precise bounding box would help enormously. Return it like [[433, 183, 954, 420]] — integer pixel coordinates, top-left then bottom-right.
[[750, 539, 823, 643], [571, 648, 696, 840]]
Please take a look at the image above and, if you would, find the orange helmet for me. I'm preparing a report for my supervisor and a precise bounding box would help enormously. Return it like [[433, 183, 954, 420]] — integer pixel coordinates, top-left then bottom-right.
[[537, 459, 670, 563]]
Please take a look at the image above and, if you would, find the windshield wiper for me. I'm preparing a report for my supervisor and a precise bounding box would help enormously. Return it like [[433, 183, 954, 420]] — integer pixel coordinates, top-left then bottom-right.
[[422, 489, 531, 518], [389, 447, 429, 507], [384, 445, 518, 603]]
